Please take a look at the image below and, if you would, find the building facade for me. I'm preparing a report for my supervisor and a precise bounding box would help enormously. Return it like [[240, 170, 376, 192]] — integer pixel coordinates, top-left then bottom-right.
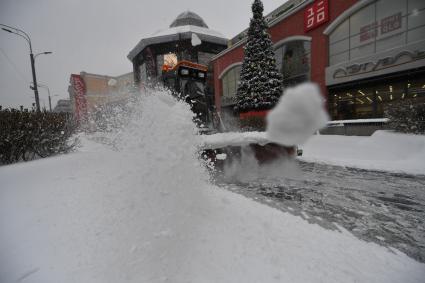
[[68, 71, 134, 120], [53, 99, 72, 113], [212, 0, 425, 121], [128, 11, 228, 86]]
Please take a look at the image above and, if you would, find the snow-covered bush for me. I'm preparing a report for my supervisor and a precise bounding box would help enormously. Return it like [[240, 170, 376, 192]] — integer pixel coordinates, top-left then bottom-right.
[[385, 100, 425, 135], [235, 0, 282, 113], [0, 109, 77, 164]]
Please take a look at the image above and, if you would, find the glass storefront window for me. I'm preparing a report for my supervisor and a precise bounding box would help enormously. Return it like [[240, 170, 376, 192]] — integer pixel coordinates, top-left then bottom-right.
[[329, 39, 349, 59], [156, 53, 178, 75], [328, 75, 425, 120], [275, 40, 311, 87], [350, 42, 375, 60], [374, 81, 405, 115], [409, 0, 425, 11], [328, 0, 425, 66], [329, 51, 349, 66], [407, 77, 425, 103], [350, 3, 376, 48], [221, 65, 241, 106], [408, 7, 425, 43]]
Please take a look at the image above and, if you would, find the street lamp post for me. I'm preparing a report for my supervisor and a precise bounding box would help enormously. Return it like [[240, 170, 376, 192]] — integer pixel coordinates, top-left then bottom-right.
[[36, 83, 53, 111], [1, 24, 51, 111]]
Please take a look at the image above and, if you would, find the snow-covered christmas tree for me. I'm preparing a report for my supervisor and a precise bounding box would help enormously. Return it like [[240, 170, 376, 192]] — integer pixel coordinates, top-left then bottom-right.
[[236, 0, 282, 113]]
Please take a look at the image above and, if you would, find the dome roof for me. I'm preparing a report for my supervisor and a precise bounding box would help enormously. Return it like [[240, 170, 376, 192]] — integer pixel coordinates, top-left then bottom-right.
[[170, 11, 208, 28]]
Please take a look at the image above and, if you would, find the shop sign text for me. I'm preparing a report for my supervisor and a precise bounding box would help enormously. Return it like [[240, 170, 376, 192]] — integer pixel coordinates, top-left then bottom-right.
[[304, 0, 329, 32], [360, 12, 402, 42], [333, 50, 425, 79]]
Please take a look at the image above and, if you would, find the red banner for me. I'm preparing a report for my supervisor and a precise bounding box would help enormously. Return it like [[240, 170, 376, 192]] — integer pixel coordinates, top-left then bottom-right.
[[71, 74, 87, 122], [304, 0, 329, 32], [239, 110, 269, 120]]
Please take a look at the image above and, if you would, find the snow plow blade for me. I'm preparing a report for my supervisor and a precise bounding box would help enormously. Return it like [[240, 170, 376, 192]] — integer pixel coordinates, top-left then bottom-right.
[[199, 132, 300, 167]]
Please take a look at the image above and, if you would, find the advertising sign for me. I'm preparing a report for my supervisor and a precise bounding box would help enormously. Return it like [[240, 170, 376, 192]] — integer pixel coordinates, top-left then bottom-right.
[[381, 12, 402, 34], [304, 0, 329, 32], [71, 74, 87, 122]]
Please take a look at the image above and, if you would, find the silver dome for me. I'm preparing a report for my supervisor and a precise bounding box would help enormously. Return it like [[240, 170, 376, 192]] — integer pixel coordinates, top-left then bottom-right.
[[170, 11, 208, 28]]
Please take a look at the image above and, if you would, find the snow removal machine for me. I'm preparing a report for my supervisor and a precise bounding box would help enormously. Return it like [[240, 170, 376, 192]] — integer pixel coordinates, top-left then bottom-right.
[[161, 60, 211, 128], [159, 60, 300, 167], [125, 9, 303, 168]]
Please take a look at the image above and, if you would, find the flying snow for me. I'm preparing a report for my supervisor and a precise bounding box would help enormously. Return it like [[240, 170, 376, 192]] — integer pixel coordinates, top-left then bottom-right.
[[1, 88, 424, 283], [266, 83, 329, 146]]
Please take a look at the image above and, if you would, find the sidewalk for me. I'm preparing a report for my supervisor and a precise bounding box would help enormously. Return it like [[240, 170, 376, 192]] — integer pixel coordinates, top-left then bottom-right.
[[299, 131, 425, 175]]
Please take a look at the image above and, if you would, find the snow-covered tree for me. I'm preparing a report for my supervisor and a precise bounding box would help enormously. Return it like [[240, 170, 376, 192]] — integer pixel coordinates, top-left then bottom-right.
[[385, 100, 425, 135], [235, 0, 282, 113]]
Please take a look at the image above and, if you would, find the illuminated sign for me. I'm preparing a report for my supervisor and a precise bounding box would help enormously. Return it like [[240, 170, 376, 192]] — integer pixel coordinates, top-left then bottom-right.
[[304, 0, 329, 32]]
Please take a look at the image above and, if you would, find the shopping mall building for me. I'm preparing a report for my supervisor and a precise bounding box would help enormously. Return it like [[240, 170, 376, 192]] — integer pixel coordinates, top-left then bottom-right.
[[212, 0, 425, 121]]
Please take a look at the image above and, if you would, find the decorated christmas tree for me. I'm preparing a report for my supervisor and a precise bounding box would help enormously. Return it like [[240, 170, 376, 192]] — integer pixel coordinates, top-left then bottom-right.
[[236, 0, 282, 113]]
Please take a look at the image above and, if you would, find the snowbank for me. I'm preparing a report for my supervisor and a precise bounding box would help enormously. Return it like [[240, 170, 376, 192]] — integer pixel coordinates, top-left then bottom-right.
[[267, 83, 329, 146], [300, 131, 425, 175], [1, 91, 424, 283]]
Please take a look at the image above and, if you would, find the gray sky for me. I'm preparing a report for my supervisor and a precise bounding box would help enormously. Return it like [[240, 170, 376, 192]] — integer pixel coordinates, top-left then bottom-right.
[[0, 0, 285, 109]]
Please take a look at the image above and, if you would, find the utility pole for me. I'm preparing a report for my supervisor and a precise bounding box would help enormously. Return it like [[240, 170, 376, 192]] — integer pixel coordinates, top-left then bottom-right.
[[1, 24, 52, 111]]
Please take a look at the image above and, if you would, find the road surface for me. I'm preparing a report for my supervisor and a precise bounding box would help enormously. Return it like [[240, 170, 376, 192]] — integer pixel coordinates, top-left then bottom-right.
[[214, 160, 425, 263]]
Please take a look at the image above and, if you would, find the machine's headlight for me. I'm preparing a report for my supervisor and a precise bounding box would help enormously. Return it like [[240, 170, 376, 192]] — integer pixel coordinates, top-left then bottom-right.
[[180, 68, 189, 75], [198, 72, 205, 78]]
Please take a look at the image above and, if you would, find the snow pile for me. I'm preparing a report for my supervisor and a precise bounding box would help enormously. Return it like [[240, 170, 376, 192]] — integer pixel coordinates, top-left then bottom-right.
[[300, 130, 425, 175], [1, 90, 425, 282], [267, 83, 329, 146]]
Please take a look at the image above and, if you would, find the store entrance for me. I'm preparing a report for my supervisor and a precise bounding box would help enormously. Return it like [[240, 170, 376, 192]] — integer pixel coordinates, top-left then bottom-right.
[[328, 69, 425, 120]]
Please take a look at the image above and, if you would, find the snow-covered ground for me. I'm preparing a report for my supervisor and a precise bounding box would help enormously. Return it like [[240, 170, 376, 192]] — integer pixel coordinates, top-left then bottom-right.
[[1, 91, 425, 283], [299, 131, 425, 175]]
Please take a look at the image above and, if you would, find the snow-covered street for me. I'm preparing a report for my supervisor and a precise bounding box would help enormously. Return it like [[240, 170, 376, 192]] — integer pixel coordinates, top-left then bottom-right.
[[1, 92, 425, 283], [216, 160, 425, 263]]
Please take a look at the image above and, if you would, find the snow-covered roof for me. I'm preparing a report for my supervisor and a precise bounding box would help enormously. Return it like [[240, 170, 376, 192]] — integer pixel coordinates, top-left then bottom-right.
[[151, 25, 225, 39], [170, 11, 208, 28], [127, 11, 228, 61]]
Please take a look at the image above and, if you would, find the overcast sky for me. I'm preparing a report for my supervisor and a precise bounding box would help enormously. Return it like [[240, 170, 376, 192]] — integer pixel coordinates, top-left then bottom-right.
[[0, 0, 286, 109]]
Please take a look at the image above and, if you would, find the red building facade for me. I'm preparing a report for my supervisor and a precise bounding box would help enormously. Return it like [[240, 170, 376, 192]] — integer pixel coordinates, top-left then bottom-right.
[[213, 0, 425, 122], [212, 0, 358, 113]]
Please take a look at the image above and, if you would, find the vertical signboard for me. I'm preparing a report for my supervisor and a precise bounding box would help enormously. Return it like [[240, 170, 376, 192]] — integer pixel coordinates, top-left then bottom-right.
[[71, 74, 87, 122], [304, 0, 329, 32]]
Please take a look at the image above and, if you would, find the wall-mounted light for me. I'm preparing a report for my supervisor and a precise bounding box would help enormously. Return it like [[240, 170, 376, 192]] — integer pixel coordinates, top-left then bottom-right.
[[402, 93, 405, 99], [378, 96, 383, 101]]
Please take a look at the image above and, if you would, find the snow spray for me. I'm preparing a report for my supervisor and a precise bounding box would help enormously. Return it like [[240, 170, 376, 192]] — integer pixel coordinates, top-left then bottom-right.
[[222, 83, 329, 182]]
